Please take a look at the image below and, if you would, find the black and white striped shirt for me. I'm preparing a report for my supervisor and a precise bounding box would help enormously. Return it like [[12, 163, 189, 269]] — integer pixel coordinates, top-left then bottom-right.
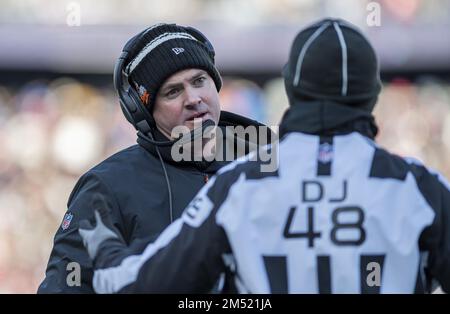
[[91, 131, 450, 294]]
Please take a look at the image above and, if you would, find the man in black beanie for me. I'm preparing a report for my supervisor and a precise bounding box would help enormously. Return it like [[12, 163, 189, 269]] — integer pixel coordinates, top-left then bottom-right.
[[77, 18, 450, 294], [38, 23, 269, 293]]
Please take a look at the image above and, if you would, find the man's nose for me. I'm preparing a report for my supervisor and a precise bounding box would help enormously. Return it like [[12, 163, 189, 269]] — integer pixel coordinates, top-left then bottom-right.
[[183, 87, 202, 109]]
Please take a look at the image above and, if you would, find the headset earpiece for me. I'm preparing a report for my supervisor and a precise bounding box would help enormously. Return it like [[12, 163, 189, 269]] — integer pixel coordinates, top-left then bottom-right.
[[114, 28, 157, 133], [126, 85, 154, 132]]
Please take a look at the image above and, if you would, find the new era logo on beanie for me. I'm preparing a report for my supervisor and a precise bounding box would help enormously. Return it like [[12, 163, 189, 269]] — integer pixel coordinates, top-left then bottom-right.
[[283, 18, 382, 105], [172, 47, 185, 55], [126, 24, 222, 112]]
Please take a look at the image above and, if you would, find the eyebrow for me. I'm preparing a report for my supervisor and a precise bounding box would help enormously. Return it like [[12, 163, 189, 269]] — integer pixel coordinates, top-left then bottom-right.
[[159, 70, 207, 93]]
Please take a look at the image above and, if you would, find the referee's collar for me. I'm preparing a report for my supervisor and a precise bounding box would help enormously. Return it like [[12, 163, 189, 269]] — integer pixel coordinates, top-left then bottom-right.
[[279, 99, 378, 139]]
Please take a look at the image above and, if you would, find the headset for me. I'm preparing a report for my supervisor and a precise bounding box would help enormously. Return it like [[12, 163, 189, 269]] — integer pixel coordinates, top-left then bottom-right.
[[113, 24, 217, 222], [113, 24, 216, 147]]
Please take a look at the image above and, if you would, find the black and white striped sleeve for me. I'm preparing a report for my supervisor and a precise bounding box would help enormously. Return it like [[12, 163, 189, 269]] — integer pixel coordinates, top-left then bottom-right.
[[91, 170, 240, 294]]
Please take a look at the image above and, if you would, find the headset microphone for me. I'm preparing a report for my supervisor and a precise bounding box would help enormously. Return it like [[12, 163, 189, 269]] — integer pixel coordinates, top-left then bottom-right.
[[137, 119, 215, 147]]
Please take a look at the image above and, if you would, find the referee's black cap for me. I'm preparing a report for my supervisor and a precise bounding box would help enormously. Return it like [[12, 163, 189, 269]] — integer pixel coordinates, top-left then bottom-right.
[[283, 18, 382, 110]]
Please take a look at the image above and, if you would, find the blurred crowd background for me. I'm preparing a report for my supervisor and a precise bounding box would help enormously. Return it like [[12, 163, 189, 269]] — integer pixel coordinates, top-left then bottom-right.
[[0, 0, 449, 293]]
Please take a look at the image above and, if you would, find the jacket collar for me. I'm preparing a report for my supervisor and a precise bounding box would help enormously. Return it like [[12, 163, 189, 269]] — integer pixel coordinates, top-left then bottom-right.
[[279, 99, 378, 139]]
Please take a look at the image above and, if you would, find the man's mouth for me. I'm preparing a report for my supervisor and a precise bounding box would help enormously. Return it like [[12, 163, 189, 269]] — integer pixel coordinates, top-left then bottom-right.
[[186, 112, 208, 121]]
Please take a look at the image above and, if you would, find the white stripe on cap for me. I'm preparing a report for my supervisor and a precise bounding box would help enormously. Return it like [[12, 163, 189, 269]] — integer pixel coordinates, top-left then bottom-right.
[[141, 23, 167, 34], [333, 22, 348, 96], [293, 21, 331, 87], [126, 32, 199, 74]]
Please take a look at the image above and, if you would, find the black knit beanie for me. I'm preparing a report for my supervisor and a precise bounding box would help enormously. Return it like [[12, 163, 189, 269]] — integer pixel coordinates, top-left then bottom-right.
[[126, 23, 222, 112], [283, 18, 382, 111]]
